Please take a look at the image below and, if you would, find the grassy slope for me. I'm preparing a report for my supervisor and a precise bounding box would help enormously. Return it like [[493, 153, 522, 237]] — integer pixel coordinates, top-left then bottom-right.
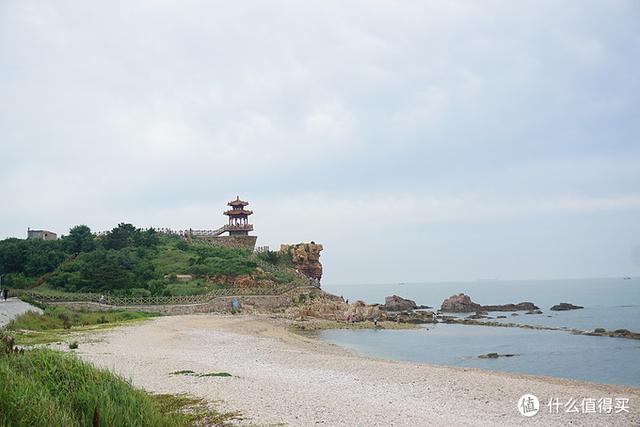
[[0, 348, 238, 426], [6, 307, 159, 345], [36, 235, 304, 296]]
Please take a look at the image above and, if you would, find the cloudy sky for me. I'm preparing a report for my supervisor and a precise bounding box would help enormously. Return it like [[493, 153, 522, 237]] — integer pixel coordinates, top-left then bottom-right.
[[1, 1, 639, 284]]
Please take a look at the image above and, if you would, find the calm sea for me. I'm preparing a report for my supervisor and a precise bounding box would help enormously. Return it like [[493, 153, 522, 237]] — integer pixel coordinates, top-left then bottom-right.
[[320, 278, 640, 387]]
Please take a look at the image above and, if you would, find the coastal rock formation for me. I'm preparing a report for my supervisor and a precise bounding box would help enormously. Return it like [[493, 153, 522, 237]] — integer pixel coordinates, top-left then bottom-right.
[[550, 303, 584, 311], [284, 297, 436, 324], [441, 294, 541, 313], [285, 298, 383, 322], [280, 242, 323, 282], [345, 300, 385, 322], [386, 310, 437, 324], [382, 295, 417, 311], [440, 294, 481, 312], [481, 302, 539, 312]]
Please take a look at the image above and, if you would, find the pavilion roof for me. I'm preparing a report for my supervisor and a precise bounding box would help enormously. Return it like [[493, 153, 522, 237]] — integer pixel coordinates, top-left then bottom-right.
[[227, 196, 249, 207], [224, 209, 253, 216]]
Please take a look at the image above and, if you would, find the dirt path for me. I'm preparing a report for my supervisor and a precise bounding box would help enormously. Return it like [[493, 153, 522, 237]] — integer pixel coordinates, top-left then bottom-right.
[[72, 314, 640, 426], [0, 298, 42, 327]]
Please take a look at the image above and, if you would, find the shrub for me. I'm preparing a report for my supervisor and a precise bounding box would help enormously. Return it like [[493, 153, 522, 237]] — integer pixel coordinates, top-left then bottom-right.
[[128, 288, 151, 297], [257, 250, 280, 265], [57, 313, 72, 330], [0, 330, 18, 355]]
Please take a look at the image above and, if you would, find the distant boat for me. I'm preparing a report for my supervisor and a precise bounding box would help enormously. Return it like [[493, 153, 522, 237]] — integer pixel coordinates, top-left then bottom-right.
[[398, 282, 406, 286], [623, 277, 631, 280]]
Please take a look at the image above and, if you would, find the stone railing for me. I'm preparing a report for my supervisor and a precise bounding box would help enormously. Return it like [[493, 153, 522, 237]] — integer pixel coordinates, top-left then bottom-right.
[[192, 224, 253, 237]]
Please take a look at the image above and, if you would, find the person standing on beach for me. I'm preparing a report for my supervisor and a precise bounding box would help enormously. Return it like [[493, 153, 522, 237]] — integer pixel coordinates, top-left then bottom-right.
[[2, 288, 7, 301]]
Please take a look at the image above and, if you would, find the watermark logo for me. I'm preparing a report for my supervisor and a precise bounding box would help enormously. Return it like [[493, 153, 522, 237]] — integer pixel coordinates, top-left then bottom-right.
[[518, 394, 540, 417], [518, 395, 631, 416]]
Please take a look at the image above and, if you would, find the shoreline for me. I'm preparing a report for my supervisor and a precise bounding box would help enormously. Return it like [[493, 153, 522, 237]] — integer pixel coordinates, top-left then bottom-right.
[[62, 313, 639, 426]]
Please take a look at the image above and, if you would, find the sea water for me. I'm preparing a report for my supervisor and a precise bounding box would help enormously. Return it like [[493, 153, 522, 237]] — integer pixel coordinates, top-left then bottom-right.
[[319, 277, 640, 387]]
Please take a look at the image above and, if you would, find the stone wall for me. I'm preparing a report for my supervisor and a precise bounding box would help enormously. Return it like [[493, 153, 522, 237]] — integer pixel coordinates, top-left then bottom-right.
[[46, 286, 323, 315], [195, 235, 257, 251]]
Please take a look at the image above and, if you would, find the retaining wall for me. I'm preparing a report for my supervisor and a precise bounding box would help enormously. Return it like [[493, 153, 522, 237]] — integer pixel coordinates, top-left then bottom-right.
[[44, 286, 322, 315]]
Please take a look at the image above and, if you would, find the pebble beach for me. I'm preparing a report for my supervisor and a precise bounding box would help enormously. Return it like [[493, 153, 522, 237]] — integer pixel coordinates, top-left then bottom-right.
[[69, 314, 640, 426]]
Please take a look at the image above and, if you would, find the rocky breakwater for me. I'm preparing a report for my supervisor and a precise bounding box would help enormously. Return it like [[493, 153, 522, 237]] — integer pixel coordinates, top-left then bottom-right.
[[280, 242, 323, 283], [581, 328, 640, 340]]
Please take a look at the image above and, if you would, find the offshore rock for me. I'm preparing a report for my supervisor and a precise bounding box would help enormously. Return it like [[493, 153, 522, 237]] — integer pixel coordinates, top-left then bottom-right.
[[280, 242, 323, 282], [440, 294, 482, 313], [481, 302, 539, 312], [550, 303, 584, 311], [478, 353, 517, 359], [382, 295, 417, 311]]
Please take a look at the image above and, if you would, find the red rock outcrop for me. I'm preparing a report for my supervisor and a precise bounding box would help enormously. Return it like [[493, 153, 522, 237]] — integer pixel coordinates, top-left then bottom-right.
[[280, 242, 323, 282], [440, 293, 482, 312]]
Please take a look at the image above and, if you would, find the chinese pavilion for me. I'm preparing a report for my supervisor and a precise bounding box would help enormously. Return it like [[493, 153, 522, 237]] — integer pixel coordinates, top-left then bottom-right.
[[224, 196, 254, 236]]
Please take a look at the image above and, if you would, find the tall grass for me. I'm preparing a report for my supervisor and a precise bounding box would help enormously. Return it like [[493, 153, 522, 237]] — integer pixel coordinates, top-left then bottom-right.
[[0, 346, 238, 426], [6, 307, 158, 331]]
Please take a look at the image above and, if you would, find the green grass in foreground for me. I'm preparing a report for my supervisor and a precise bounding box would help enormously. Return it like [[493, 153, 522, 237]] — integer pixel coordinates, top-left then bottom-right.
[[6, 307, 159, 345], [0, 347, 239, 426]]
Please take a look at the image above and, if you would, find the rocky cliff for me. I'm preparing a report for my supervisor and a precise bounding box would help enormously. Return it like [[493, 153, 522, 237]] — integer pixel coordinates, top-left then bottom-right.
[[280, 242, 323, 282]]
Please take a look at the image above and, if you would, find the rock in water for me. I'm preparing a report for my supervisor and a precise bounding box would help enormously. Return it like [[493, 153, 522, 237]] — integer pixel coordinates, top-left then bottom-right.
[[382, 295, 417, 311], [550, 303, 584, 311], [440, 293, 482, 312], [478, 353, 517, 359], [481, 302, 539, 311], [479, 353, 499, 359]]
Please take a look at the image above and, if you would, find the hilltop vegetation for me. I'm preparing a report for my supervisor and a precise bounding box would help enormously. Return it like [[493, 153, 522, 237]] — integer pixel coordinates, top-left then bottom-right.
[[0, 223, 275, 296]]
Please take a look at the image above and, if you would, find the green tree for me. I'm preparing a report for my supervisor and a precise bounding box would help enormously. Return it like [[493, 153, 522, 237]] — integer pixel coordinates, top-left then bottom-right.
[[102, 223, 139, 250], [64, 225, 96, 253]]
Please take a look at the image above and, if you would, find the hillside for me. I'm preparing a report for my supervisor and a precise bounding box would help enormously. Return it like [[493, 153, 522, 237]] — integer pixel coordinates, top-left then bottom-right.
[[0, 223, 308, 297]]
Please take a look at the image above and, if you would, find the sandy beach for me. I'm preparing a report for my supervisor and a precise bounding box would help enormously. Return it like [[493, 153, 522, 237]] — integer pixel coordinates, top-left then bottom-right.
[[68, 314, 639, 426]]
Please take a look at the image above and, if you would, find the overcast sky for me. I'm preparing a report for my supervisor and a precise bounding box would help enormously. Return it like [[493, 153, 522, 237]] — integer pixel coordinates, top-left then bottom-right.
[[1, 1, 639, 284]]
